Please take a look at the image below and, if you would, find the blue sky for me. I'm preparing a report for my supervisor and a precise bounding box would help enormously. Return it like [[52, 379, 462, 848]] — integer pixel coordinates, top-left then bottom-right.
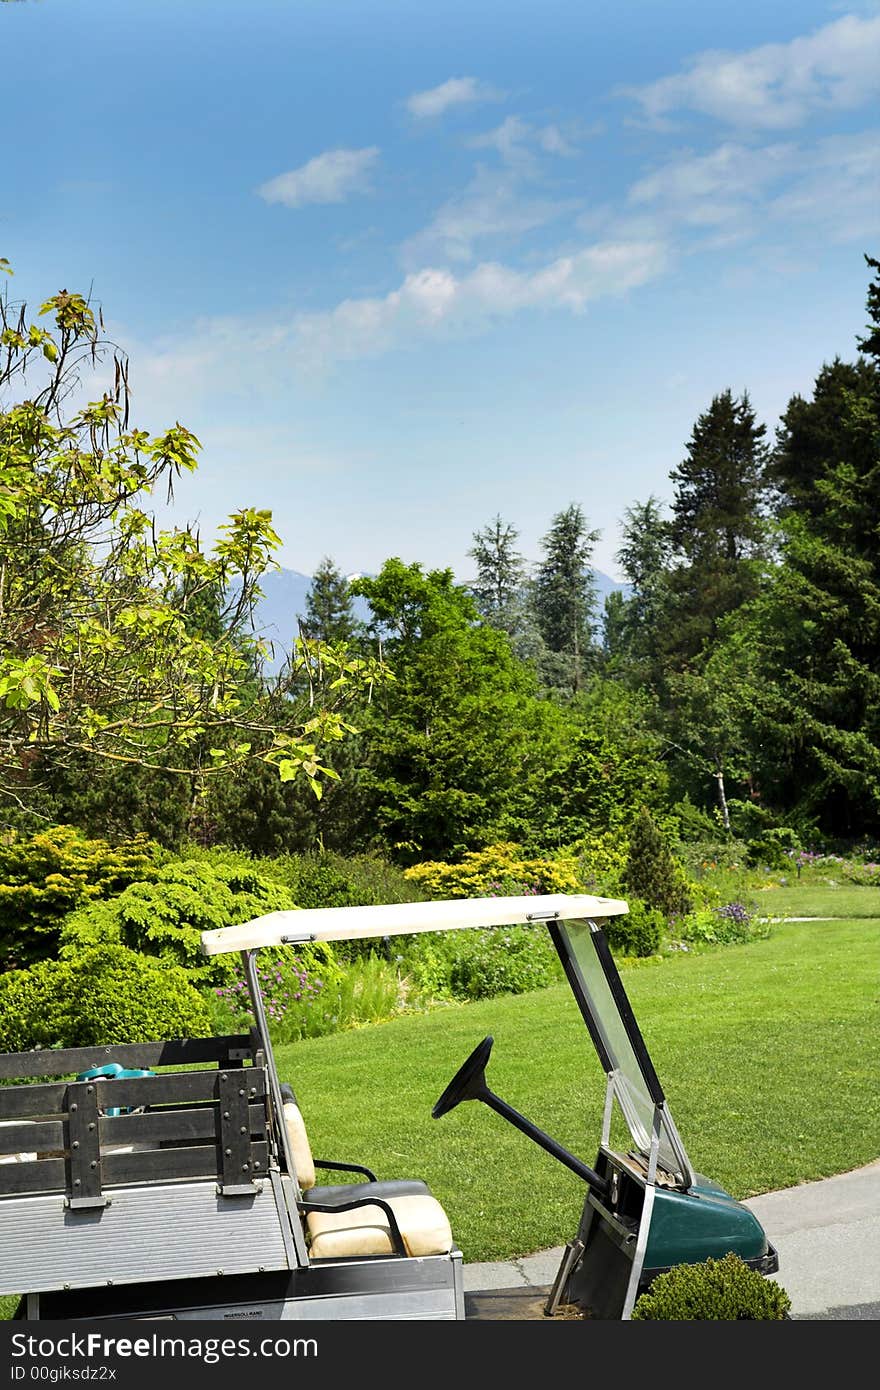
[[3, 0, 878, 579]]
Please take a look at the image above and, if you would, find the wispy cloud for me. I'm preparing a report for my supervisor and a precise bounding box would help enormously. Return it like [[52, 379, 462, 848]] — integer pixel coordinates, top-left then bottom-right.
[[401, 166, 576, 266], [291, 240, 668, 366], [624, 13, 880, 129], [406, 76, 502, 119], [133, 239, 668, 398], [626, 130, 880, 246], [468, 115, 579, 168], [258, 147, 379, 207]]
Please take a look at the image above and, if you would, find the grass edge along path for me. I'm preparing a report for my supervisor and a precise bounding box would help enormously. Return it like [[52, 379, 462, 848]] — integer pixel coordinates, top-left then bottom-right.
[[277, 918, 880, 1263], [1, 917, 876, 1315]]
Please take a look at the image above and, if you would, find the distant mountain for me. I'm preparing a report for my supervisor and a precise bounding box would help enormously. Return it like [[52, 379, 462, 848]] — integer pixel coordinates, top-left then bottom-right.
[[252, 566, 629, 669]]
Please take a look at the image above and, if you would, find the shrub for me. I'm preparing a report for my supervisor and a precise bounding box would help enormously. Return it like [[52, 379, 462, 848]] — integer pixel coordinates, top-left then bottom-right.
[[0, 947, 210, 1051], [675, 901, 768, 948], [289, 859, 364, 910], [624, 809, 693, 921], [0, 824, 162, 968], [401, 923, 561, 1002], [404, 843, 582, 900], [60, 859, 300, 982], [565, 831, 629, 893], [182, 844, 425, 907], [669, 796, 719, 842], [208, 950, 399, 1044], [746, 827, 802, 869], [674, 837, 749, 877], [631, 1253, 791, 1320], [603, 899, 663, 957]]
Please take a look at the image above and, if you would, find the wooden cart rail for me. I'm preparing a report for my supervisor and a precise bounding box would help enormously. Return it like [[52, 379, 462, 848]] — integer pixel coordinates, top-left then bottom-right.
[[0, 1035, 272, 1206], [0, 1033, 259, 1081]]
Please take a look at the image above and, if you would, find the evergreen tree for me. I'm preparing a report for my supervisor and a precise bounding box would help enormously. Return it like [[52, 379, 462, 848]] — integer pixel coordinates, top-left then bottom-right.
[[721, 257, 880, 834], [770, 357, 876, 522], [468, 514, 527, 632], [664, 391, 770, 666], [300, 556, 355, 643], [605, 496, 672, 686], [623, 808, 692, 920], [532, 503, 600, 694]]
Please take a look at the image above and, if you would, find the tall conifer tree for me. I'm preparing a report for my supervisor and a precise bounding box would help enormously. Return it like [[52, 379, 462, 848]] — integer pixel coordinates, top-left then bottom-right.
[[300, 556, 355, 643], [532, 504, 600, 694]]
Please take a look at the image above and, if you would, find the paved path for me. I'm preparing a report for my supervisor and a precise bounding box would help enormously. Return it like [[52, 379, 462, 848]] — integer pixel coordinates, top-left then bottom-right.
[[463, 1160, 880, 1319]]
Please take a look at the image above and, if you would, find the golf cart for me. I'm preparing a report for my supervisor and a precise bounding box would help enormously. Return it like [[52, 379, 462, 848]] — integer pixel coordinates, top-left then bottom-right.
[[0, 894, 777, 1320]]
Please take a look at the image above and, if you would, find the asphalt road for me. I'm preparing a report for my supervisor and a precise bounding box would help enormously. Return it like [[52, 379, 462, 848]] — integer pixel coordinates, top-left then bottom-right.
[[463, 1159, 880, 1319]]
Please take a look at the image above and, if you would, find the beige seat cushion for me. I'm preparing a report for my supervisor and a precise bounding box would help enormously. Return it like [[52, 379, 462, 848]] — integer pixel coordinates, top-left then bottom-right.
[[307, 1194, 453, 1260], [283, 1101, 316, 1190]]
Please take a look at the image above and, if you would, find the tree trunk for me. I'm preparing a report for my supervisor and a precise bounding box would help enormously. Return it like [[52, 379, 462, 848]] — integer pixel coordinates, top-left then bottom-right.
[[714, 767, 731, 835]]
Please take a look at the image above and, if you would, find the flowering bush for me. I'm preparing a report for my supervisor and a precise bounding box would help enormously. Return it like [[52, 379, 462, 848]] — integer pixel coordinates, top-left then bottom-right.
[[206, 945, 406, 1044], [213, 949, 338, 1033], [674, 900, 767, 947], [403, 843, 583, 900], [786, 848, 880, 885]]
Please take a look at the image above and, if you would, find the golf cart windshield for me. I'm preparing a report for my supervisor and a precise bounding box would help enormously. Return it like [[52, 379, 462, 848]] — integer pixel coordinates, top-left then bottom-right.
[[553, 918, 693, 1187]]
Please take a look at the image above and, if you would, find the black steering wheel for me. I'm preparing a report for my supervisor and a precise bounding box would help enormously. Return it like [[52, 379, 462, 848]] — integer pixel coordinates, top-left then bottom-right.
[[432, 1035, 494, 1119]]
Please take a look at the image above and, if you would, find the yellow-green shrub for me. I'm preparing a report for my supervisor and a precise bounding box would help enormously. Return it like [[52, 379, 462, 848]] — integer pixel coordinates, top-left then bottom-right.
[[403, 843, 583, 899], [0, 825, 162, 968]]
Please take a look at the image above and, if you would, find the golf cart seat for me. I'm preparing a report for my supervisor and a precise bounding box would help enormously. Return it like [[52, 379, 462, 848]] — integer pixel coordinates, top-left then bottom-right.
[[281, 1089, 453, 1259]]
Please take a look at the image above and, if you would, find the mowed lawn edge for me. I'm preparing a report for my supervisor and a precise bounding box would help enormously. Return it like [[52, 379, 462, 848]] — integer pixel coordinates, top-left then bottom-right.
[[277, 918, 880, 1262], [1, 917, 876, 1317]]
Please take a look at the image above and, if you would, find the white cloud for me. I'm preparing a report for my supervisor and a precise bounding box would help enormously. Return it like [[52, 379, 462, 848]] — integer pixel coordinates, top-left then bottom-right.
[[406, 76, 501, 119], [629, 141, 796, 228], [539, 124, 578, 157], [625, 14, 880, 129], [467, 116, 579, 170], [768, 130, 880, 242], [626, 130, 880, 245], [291, 240, 668, 366], [132, 239, 667, 397], [258, 148, 379, 207], [401, 166, 575, 266]]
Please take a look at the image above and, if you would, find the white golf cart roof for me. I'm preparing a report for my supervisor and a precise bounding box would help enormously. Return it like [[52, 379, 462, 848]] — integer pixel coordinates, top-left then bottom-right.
[[200, 893, 628, 956]]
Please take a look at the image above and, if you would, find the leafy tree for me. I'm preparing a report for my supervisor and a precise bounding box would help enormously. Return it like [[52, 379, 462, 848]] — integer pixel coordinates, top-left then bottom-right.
[[664, 391, 770, 667], [529, 682, 669, 848], [349, 560, 568, 860], [532, 503, 600, 694], [0, 264, 384, 814], [299, 556, 355, 643]]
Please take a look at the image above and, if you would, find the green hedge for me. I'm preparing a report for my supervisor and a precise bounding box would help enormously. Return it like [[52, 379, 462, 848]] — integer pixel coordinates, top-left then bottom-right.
[[631, 1253, 791, 1320], [59, 860, 298, 982], [0, 947, 210, 1051]]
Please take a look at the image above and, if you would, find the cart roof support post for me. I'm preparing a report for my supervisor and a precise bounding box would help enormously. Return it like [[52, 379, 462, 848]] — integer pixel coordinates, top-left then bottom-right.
[[241, 948, 309, 1266]]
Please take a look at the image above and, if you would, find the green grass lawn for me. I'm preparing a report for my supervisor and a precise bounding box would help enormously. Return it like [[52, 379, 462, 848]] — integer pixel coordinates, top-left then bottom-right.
[[751, 882, 880, 919], [276, 918, 880, 1262], [2, 915, 877, 1316]]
